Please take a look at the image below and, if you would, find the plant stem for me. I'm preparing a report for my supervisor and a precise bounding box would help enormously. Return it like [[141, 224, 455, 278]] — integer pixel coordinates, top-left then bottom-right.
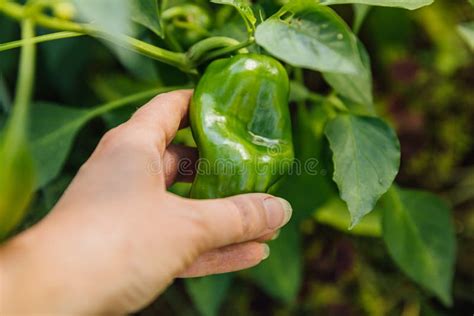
[[0, 1, 192, 71], [308, 90, 348, 114], [187, 37, 241, 62], [0, 31, 83, 52], [188, 37, 254, 65], [198, 38, 254, 64], [112, 34, 191, 71], [0, 19, 37, 238], [326, 93, 350, 113], [308, 92, 327, 104], [8, 18, 36, 142], [1, 1, 84, 32]]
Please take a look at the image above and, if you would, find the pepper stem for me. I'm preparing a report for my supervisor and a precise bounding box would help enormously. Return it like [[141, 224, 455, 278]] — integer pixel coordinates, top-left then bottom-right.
[[187, 36, 254, 66]]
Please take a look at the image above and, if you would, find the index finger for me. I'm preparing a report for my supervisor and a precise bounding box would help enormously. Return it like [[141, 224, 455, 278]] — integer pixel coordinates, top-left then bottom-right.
[[127, 89, 193, 151]]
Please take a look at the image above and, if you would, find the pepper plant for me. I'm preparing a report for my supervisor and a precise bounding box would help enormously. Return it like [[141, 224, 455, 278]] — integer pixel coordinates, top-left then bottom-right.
[[0, 0, 460, 315]]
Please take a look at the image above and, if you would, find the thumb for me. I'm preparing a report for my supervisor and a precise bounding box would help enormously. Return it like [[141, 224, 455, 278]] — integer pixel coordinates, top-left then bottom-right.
[[180, 193, 293, 250]]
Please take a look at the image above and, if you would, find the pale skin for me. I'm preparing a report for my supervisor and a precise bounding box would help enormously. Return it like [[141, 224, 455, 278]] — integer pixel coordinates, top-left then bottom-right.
[[0, 90, 293, 315]]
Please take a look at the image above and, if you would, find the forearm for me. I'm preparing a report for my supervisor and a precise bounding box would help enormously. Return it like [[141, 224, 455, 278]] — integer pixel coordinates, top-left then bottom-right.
[[0, 214, 126, 315], [0, 227, 57, 313]]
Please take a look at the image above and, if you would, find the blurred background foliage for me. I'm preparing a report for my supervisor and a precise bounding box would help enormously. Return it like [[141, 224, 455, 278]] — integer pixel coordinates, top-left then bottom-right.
[[0, 0, 473, 315]]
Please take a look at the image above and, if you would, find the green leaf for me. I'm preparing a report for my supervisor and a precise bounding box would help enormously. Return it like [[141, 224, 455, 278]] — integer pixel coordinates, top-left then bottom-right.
[[457, 22, 474, 51], [211, 0, 256, 31], [185, 274, 232, 316], [30, 103, 91, 189], [323, 39, 374, 111], [131, 0, 163, 37], [381, 187, 456, 306], [320, 0, 434, 10], [72, 0, 133, 36], [314, 197, 382, 237], [255, 0, 362, 74], [246, 221, 302, 303], [325, 114, 400, 227]]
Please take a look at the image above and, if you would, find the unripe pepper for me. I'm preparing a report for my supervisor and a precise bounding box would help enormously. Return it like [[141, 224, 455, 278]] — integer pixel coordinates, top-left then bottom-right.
[[190, 54, 294, 199]]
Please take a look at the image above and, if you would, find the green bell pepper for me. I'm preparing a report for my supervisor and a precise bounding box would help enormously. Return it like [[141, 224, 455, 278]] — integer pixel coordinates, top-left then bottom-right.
[[190, 54, 294, 199]]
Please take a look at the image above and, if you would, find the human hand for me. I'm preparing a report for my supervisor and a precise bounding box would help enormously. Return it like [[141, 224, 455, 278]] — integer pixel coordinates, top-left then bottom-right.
[[0, 90, 293, 315]]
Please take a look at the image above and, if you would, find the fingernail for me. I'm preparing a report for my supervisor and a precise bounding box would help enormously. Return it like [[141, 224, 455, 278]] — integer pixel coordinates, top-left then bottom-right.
[[264, 197, 293, 230], [262, 244, 270, 260], [277, 198, 293, 226], [271, 230, 281, 241]]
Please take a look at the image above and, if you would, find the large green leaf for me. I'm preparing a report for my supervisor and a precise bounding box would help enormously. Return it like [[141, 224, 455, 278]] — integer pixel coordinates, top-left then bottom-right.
[[255, 0, 361, 74], [320, 0, 434, 10], [30, 103, 91, 189], [381, 188, 456, 306], [131, 0, 163, 37], [323, 39, 374, 110], [325, 114, 400, 227], [185, 274, 232, 316], [246, 220, 302, 303], [458, 22, 474, 51]]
